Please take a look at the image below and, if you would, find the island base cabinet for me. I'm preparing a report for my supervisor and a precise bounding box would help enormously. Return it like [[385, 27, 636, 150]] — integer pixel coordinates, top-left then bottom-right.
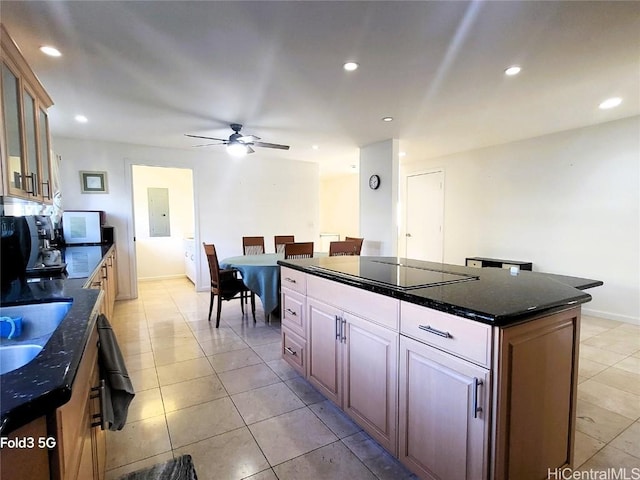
[[492, 308, 580, 480], [307, 298, 398, 455], [398, 335, 490, 480]]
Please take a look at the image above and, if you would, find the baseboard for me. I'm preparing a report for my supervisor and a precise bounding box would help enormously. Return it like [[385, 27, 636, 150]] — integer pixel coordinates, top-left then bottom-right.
[[137, 274, 187, 282], [582, 307, 640, 326]]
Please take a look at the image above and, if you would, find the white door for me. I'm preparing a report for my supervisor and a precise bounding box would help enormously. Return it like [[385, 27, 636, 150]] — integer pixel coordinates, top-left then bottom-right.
[[405, 171, 444, 262]]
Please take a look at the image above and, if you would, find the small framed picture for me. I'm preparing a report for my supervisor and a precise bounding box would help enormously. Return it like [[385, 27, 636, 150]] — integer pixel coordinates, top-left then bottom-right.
[[80, 171, 108, 194]]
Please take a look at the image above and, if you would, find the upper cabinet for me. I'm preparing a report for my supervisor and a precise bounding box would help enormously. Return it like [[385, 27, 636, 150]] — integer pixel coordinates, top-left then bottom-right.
[[0, 24, 54, 203]]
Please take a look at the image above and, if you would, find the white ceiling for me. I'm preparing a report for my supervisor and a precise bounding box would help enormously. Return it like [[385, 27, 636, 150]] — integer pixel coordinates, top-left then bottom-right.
[[1, 1, 639, 176]]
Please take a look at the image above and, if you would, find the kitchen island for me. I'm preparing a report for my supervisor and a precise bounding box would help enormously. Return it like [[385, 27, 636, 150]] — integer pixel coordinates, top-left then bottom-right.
[[278, 255, 602, 480]]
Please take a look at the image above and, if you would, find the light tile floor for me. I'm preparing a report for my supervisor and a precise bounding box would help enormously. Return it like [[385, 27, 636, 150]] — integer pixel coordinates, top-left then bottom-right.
[[105, 278, 640, 479]]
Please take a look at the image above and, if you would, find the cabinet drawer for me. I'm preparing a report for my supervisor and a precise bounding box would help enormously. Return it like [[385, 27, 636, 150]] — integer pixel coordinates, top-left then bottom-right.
[[307, 274, 399, 330], [466, 259, 483, 268], [400, 301, 492, 368], [282, 327, 306, 376], [281, 267, 306, 294], [281, 288, 305, 338]]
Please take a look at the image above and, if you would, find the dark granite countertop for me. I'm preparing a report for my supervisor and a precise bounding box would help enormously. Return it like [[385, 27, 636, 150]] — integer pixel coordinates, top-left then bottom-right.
[[278, 256, 603, 326], [0, 244, 113, 435]]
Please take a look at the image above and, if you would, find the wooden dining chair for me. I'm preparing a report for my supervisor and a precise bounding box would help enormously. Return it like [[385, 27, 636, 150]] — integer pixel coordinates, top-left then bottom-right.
[[344, 236, 364, 255], [284, 242, 314, 259], [274, 235, 295, 254], [329, 240, 358, 256], [242, 236, 265, 255], [203, 243, 255, 328]]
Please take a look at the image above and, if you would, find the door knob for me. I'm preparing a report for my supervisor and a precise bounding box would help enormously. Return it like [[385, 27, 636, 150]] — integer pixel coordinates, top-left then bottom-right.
[[406, 233, 412, 237]]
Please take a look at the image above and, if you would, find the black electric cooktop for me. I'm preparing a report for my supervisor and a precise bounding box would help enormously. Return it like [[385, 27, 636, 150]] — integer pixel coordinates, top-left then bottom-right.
[[308, 259, 478, 290]]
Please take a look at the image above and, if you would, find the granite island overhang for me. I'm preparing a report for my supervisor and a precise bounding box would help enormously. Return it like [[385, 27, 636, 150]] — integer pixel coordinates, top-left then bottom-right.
[[278, 255, 602, 326]]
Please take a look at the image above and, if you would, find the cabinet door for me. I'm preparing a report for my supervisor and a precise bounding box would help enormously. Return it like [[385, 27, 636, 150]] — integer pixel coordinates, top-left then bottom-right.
[[343, 312, 398, 455], [22, 85, 41, 199], [307, 298, 342, 405], [399, 336, 489, 480], [38, 106, 52, 201], [281, 288, 305, 338], [1, 61, 26, 196]]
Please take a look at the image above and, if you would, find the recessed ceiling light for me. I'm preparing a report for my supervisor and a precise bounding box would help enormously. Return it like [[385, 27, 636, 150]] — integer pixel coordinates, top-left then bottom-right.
[[399, 151, 407, 158], [343, 62, 359, 72], [74, 115, 88, 123], [312, 145, 319, 150], [599, 97, 622, 110], [505, 65, 521, 76], [382, 116, 393, 122], [40, 45, 62, 57]]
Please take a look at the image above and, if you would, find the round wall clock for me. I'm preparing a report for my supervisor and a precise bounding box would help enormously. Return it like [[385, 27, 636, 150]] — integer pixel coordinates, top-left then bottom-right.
[[369, 174, 380, 190]]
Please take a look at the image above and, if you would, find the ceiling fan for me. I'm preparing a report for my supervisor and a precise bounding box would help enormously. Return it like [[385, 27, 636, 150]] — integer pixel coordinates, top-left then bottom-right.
[[185, 123, 290, 156]]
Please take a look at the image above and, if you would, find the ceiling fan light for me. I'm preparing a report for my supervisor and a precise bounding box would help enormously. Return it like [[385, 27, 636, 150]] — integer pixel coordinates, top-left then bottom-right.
[[227, 142, 247, 157]]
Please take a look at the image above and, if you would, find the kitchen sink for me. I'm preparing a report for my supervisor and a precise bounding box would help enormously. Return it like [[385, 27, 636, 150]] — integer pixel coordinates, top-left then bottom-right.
[[0, 344, 44, 375], [0, 300, 72, 341]]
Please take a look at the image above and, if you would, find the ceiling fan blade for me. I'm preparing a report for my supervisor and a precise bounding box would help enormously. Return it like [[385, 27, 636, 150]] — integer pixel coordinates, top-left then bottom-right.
[[252, 141, 290, 150], [185, 134, 226, 142], [192, 142, 225, 147]]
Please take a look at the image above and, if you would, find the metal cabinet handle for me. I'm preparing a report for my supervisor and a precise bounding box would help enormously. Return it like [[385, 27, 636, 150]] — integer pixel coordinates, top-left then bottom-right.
[[473, 378, 483, 418], [91, 281, 102, 288], [90, 379, 106, 429], [42, 180, 51, 200], [418, 325, 452, 339], [285, 346, 297, 356], [341, 318, 347, 343], [24, 173, 36, 194], [284, 277, 297, 284], [335, 315, 341, 340], [285, 308, 297, 316]]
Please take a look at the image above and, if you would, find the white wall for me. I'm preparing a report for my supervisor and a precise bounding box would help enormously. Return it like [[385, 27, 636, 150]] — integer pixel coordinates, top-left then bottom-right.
[[359, 139, 400, 256], [401, 116, 640, 324], [319, 173, 359, 239], [132, 165, 194, 280], [55, 137, 320, 298]]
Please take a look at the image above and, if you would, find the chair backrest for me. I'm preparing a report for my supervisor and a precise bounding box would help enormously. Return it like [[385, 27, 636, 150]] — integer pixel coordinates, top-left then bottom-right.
[[284, 242, 314, 259], [202, 242, 221, 287], [242, 236, 265, 255], [344, 236, 364, 255], [329, 240, 358, 256], [274, 235, 295, 253]]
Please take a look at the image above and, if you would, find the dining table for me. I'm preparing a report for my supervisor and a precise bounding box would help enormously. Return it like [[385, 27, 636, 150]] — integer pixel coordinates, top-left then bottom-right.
[[220, 252, 326, 318]]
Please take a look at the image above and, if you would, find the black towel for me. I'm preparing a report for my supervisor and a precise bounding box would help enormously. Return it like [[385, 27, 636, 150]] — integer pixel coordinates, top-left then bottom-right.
[[97, 313, 135, 431]]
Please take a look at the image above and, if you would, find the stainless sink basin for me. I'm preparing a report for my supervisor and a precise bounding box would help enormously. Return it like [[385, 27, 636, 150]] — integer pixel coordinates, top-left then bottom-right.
[[0, 301, 72, 341], [0, 344, 44, 375]]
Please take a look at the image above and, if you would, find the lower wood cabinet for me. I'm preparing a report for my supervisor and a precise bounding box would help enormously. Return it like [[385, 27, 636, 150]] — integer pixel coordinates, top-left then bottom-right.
[[88, 246, 117, 321], [50, 314, 106, 480], [281, 270, 581, 480], [398, 335, 490, 480], [307, 297, 398, 455]]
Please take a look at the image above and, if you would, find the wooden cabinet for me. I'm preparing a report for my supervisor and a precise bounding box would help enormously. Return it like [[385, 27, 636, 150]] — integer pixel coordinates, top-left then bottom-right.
[[492, 308, 580, 480], [306, 288, 399, 454], [281, 267, 308, 376], [0, 416, 51, 480], [283, 268, 581, 479], [50, 314, 106, 480], [398, 335, 490, 480], [88, 247, 117, 320], [1, 24, 54, 203]]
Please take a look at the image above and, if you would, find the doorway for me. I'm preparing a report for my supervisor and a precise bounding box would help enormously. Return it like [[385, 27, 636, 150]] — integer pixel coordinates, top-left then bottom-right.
[[405, 170, 444, 262], [129, 164, 195, 298]]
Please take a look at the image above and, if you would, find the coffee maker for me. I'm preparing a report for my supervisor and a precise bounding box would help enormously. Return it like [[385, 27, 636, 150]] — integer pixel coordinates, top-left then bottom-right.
[[25, 215, 63, 273], [0, 216, 65, 281]]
